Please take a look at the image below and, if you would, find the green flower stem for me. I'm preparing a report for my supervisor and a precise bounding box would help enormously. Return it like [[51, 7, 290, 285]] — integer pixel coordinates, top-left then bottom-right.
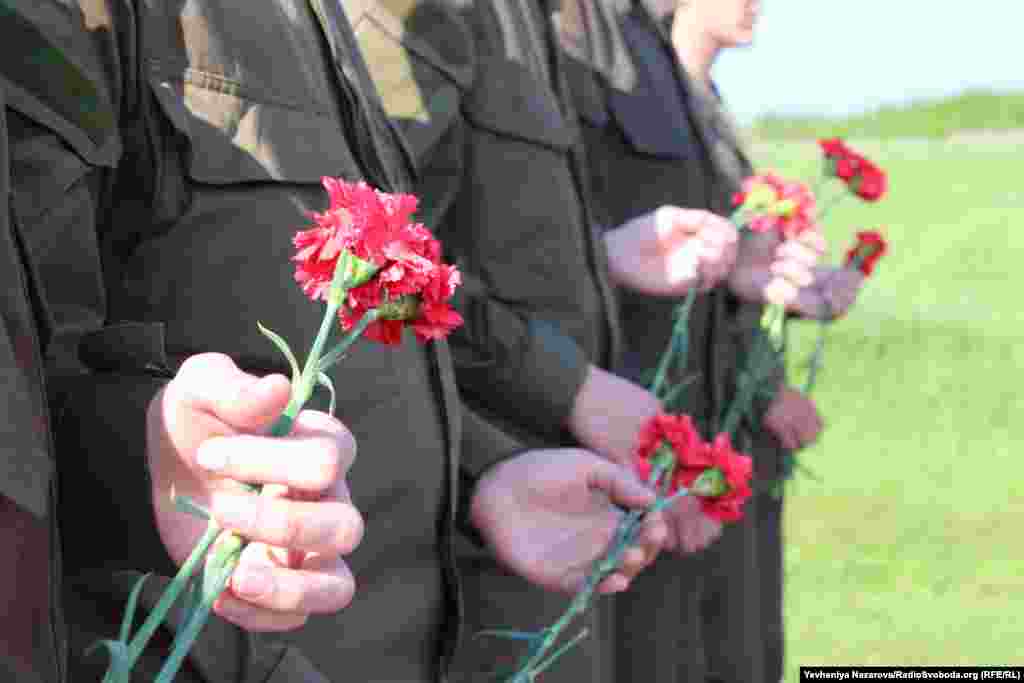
[[114, 522, 222, 680], [803, 295, 834, 394], [720, 329, 778, 438], [815, 187, 847, 224], [297, 299, 342, 399], [146, 297, 342, 682], [503, 448, 678, 683], [317, 308, 381, 373], [649, 288, 697, 399], [154, 533, 246, 683]]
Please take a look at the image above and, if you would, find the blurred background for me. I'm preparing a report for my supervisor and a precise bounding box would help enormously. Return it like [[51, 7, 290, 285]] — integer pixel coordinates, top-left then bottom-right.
[[710, 0, 1023, 674]]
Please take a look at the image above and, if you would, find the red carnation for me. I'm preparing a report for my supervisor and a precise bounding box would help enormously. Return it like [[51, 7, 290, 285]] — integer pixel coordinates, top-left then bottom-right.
[[844, 230, 888, 276], [818, 137, 854, 163], [736, 172, 817, 239], [851, 159, 888, 202], [633, 414, 703, 492], [293, 178, 463, 345], [678, 433, 753, 523], [817, 139, 888, 202]]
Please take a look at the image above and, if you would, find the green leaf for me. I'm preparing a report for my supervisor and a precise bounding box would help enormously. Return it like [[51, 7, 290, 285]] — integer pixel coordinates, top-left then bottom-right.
[[474, 629, 542, 642], [257, 321, 302, 389], [119, 573, 153, 642], [173, 494, 211, 521], [316, 372, 337, 416]]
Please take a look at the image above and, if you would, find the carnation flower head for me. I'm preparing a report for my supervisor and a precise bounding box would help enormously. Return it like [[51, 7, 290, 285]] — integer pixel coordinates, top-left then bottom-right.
[[632, 413, 703, 493], [293, 177, 463, 345], [734, 172, 816, 239], [817, 138, 888, 202], [844, 230, 888, 276], [677, 433, 753, 523]]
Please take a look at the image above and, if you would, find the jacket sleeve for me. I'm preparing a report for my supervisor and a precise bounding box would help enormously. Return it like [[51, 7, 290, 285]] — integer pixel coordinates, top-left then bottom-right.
[[448, 272, 592, 439], [356, 0, 593, 440]]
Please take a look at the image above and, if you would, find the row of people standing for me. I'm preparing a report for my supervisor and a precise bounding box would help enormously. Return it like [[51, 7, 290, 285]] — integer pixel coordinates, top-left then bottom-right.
[[361, 0, 847, 682], [0, 0, 858, 681]]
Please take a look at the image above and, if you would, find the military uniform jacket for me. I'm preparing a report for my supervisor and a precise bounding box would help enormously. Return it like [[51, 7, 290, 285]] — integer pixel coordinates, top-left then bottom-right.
[[4, 1, 524, 681], [353, 0, 622, 446], [559, 4, 787, 682], [0, 13, 70, 678], [561, 0, 782, 462]]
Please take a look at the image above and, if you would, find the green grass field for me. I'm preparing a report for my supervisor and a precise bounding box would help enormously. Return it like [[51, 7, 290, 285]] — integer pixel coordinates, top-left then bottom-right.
[[751, 90, 1024, 140], [750, 136, 1024, 673]]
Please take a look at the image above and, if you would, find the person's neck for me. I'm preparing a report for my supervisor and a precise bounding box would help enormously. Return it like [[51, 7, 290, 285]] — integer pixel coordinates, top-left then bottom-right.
[[670, 12, 721, 90]]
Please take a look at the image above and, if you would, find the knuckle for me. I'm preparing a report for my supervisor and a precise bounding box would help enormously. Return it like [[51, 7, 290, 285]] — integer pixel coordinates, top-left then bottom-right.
[[334, 569, 357, 611], [334, 504, 365, 555], [178, 352, 232, 379]]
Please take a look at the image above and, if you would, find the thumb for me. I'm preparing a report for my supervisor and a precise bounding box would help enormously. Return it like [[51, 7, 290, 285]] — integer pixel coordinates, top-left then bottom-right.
[[168, 353, 292, 435], [654, 206, 704, 244], [587, 459, 656, 511]]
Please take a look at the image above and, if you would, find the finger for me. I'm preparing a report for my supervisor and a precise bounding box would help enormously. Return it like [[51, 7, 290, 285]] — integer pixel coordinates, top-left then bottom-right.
[[698, 218, 738, 247], [770, 258, 815, 289], [587, 462, 656, 511], [213, 594, 308, 632], [763, 278, 798, 307], [776, 239, 822, 270], [196, 412, 356, 491], [209, 491, 364, 555], [657, 206, 705, 240], [662, 529, 680, 553], [783, 422, 802, 451], [618, 547, 647, 579], [637, 512, 668, 562], [596, 573, 630, 595], [170, 353, 292, 433], [797, 229, 828, 256], [702, 518, 724, 547], [228, 546, 356, 614]]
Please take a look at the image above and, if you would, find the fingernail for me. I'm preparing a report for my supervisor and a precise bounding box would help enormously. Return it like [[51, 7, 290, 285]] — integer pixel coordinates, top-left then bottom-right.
[[197, 446, 227, 472], [233, 568, 271, 599]]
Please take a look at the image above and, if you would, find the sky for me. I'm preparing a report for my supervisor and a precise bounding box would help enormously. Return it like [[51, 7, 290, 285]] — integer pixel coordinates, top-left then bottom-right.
[[713, 1, 1024, 123]]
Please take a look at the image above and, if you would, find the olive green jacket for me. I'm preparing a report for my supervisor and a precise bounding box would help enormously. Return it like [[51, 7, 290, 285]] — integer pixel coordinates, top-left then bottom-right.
[[5, 1, 525, 681]]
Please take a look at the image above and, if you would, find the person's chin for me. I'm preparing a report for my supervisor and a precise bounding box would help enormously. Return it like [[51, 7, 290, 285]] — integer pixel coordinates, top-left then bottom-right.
[[730, 29, 756, 48]]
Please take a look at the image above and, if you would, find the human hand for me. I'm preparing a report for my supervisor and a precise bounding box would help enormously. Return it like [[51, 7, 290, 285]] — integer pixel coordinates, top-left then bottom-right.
[[788, 266, 866, 320], [470, 450, 668, 594], [146, 353, 362, 631], [729, 228, 827, 308], [566, 365, 662, 466], [604, 206, 738, 296], [663, 494, 723, 555], [762, 384, 823, 451]]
